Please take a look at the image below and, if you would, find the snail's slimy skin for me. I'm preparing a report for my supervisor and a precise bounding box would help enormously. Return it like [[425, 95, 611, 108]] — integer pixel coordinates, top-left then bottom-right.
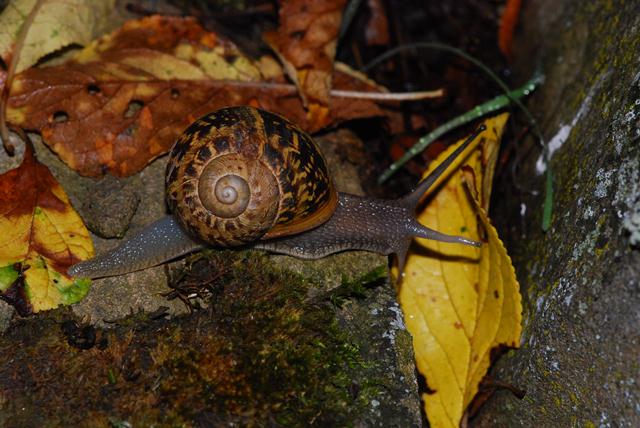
[[67, 216, 203, 278], [256, 192, 479, 274], [68, 123, 484, 280]]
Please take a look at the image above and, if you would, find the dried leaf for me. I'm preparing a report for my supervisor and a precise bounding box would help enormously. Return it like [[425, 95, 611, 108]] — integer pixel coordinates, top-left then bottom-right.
[[0, 0, 116, 73], [396, 114, 522, 427], [8, 15, 383, 177], [0, 143, 94, 315], [264, 0, 347, 118]]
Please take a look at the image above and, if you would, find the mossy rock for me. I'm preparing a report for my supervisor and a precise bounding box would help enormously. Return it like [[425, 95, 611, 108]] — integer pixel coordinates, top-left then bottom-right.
[[474, 0, 640, 425]]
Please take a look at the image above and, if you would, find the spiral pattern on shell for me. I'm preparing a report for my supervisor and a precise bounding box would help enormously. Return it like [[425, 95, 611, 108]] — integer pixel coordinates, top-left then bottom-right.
[[166, 106, 338, 247]]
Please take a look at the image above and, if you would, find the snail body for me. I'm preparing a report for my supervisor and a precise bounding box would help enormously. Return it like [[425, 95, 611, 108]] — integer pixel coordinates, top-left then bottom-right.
[[69, 106, 481, 279]]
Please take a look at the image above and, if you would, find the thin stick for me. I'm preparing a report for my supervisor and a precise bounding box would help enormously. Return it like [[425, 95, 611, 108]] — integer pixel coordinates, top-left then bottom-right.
[[217, 79, 443, 101], [0, 0, 47, 155], [378, 76, 542, 184], [330, 88, 442, 100], [7, 76, 440, 102]]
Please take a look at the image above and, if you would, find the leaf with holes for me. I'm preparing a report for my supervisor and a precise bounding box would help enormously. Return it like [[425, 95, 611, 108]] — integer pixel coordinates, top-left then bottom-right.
[[7, 15, 384, 177], [0, 143, 94, 315], [0, 0, 116, 74], [395, 114, 522, 427]]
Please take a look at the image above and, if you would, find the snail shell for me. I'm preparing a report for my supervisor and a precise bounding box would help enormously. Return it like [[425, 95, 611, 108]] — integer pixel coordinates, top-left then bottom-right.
[[165, 106, 338, 247]]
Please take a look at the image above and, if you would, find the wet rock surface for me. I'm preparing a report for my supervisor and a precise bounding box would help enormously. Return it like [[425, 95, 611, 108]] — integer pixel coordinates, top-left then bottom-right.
[[475, 0, 640, 425]]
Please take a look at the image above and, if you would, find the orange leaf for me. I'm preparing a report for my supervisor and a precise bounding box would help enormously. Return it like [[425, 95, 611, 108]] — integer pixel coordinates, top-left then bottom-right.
[[396, 114, 522, 426], [0, 143, 94, 315], [498, 0, 522, 60], [8, 15, 383, 177]]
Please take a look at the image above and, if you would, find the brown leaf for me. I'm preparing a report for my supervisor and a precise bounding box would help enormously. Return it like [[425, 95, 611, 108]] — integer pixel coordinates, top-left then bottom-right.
[[264, 0, 347, 110], [7, 15, 383, 177]]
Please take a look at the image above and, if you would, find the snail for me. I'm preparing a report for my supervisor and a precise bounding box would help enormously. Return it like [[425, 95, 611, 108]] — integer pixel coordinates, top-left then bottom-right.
[[68, 106, 483, 280]]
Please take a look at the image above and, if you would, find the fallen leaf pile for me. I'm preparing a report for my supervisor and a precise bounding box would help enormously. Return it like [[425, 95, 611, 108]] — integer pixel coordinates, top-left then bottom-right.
[[7, 15, 385, 177], [397, 114, 522, 427], [0, 142, 94, 315]]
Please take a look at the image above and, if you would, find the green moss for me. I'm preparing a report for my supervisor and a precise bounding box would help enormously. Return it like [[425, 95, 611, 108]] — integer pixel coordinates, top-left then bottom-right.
[[325, 265, 387, 307], [0, 251, 384, 426]]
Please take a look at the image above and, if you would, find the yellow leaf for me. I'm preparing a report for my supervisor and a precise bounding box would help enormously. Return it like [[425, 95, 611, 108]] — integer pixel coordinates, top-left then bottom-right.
[[396, 113, 521, 427], [0, 0, 116, 73], [0, 143, 94, 315]]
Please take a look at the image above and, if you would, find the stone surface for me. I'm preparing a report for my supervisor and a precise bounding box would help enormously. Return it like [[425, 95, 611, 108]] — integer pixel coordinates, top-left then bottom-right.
[[77, 175, 140, 239], [475, 0, 640, 426], [339, 280, 422, 426]]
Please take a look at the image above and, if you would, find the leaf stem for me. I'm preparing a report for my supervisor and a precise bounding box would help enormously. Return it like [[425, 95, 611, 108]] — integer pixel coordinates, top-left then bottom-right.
[[330, 88, 442, 100]]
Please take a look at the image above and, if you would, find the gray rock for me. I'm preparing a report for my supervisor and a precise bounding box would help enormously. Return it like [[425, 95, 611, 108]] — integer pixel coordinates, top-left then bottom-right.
[[474, 0, 640, 425], [77, 175, 140, 239], [0, 301, 13, 333], [70, 154, 187, 323]]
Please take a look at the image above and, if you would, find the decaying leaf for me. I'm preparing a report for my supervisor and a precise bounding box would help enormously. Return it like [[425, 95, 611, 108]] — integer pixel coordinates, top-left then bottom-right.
[[396, 114, 522, 427], [7, 15, 384, 177], [264, 0, 347, 118], [0, 142, 94, 315], [0, 0, 116, 74]]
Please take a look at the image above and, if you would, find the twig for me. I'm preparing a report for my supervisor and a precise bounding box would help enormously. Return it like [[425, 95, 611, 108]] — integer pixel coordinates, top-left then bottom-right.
[[330, 88, 442, 100], [213, 79, 443, 100], [0, 0, 46, 156], [71, 78, 442, 102]]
